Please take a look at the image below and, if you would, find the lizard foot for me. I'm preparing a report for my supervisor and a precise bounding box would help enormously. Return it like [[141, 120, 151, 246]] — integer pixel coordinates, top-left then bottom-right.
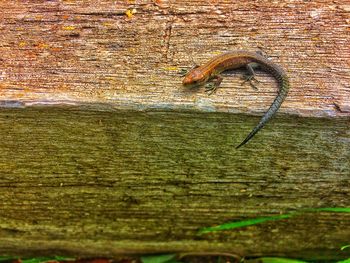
[[179, 68, 189, 76], [179, 65, 200, 77], [241, 75, 260, 90], [205, 82, 218, 95]]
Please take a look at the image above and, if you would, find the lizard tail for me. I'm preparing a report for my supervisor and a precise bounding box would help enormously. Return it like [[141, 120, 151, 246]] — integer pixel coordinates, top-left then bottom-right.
[[236, 74, 289, 149]]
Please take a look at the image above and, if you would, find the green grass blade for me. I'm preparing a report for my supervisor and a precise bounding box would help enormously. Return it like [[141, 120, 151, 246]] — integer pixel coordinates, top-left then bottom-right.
[[258, 257, 308, 263], [141, 254, 178, 263], [311, 207, 350, 213], [51, 257, 74, 261], [0, 257, 18, 262], [21, 257, 74, 263], [198, 214, 293, 234], [336, 259, 350, 263], [341, 245, 350, 251], [198, 207, 350, 234]]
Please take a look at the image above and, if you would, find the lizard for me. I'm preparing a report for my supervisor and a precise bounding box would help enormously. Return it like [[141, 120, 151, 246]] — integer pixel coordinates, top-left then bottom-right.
[[182, 50, 290, 148]]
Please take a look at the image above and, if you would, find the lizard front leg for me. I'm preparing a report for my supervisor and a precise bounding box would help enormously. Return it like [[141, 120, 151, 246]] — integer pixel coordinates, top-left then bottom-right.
[[205, 75, 223, 95]]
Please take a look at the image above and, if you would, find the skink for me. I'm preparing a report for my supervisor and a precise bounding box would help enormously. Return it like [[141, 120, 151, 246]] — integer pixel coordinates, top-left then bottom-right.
[[182, 50, 290, 148]]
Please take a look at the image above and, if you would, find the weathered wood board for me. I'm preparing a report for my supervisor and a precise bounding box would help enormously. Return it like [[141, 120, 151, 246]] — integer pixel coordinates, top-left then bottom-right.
[[0, 107, 349, 260], [0, 0, 349, 116], [0, 0, 349, 260]]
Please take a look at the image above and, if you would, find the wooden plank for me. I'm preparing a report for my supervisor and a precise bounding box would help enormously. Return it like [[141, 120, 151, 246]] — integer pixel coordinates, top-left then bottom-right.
[[0, 0, 349, 116], [0, 107, 349, 259], [0, 0, 349, 260]]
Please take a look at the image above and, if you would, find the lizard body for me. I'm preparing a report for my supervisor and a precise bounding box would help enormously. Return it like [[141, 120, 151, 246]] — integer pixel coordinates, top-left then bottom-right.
[[182, 51, 290, 148]]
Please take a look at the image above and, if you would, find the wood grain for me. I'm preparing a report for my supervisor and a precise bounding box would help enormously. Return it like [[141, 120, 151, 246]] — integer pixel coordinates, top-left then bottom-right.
[[0, 0, 350, 260], [0, 107, 349, 259], [0, 0, 349, 116]]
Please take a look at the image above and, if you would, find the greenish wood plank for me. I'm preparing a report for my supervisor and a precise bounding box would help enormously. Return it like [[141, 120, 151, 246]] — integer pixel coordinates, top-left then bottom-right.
[[0, 107, 349, 260]]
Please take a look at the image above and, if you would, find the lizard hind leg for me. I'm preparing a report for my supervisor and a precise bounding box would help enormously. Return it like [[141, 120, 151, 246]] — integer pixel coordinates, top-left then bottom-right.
[[241, 63, 261, 90]]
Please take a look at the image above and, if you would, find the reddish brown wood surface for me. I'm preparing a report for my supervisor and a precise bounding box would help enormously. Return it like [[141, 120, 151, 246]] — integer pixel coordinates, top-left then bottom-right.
[[0, 0, 349, 116], [0, 1, 349, 260]]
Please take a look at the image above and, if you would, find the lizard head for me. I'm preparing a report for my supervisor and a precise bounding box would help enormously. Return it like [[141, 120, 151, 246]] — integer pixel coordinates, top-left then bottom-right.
[[182, 67, 209, 88]]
